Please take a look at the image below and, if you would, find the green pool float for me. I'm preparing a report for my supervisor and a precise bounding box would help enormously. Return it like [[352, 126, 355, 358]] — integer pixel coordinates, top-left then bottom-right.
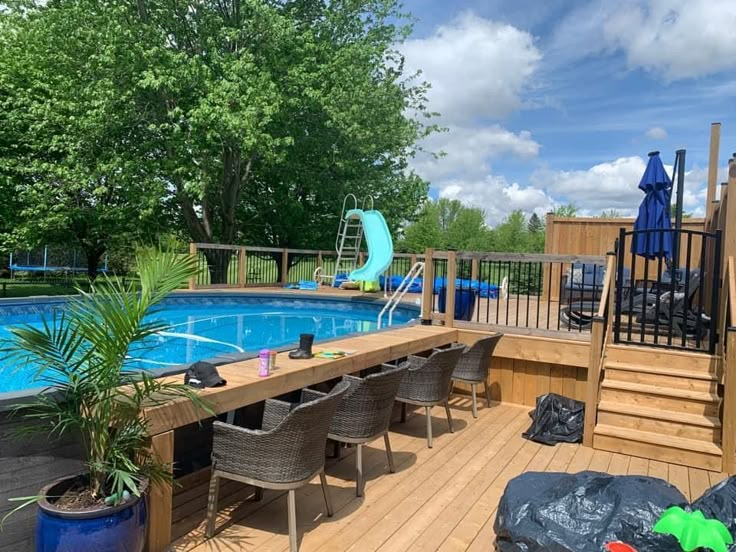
[[653, 506, 733, 552]]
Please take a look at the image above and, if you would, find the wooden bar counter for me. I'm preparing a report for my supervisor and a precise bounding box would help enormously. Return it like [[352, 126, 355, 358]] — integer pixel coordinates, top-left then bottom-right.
[[143, 324, 458, 551]]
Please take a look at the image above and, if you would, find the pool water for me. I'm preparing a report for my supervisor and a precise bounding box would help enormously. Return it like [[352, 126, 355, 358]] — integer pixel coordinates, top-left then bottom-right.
[[0, 294, 417, 394]]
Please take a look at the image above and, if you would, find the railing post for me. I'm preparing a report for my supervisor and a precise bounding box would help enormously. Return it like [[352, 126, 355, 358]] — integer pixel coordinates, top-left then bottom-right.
[[280, 249, 289, 285], [421, 248, 435, 323], [359, 251, 365, 267], [188, 243, 197, 291], [410, 253, 417, 267], [471, 258, 479, 283], [238, 246, 246, 287], [723, 328, 736, 473], [583, 317, 605, 447], [706, 123, 721, 224], [445, 251, 457, 328]]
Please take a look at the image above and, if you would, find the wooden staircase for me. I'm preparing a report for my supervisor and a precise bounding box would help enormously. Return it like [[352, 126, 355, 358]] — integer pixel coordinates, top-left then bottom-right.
[[593, 344, 723, 471]]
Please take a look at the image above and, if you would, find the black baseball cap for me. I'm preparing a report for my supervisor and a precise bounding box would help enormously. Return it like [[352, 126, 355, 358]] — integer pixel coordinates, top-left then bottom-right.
[[184, 361, 227, 388]]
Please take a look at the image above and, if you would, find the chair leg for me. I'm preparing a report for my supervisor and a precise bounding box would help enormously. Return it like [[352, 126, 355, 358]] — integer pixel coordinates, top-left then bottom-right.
[[253, 486, 263, 501], [426, 406, 433, 448], [470, 384, 478, 418], [444, 400, 454, 433], [319, 470, 334, 516], [400, 402, 407, 423], [205, 473, 220, 538], [384, 433, 395, 473], [355, 443, 364, 497], [288, 489, 298, 552], [484, 380, 492, 408]]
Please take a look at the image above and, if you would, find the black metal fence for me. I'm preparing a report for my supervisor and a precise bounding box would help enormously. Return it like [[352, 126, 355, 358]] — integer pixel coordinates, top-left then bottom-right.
[[613, 228, 722, 353]]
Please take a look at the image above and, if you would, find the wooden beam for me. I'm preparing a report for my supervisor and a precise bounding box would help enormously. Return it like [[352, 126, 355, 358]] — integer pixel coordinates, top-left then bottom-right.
[[723, 329, 736, 473], [237, 246, 246, 287], [421, 249, 435, 322], [280, 249, 289, 285], [146, 430, 174, 552], [445, 251, 457, 328], [188, 243, 197, 291], [706, 123, 722, 222], [583, 318, 604, 447]]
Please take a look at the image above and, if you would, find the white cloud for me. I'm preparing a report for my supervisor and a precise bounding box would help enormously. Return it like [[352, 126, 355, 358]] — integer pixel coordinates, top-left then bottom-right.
[[438, 175, 554, 226], [413, 125, 540, 184], [550, 0, 736, 80], [402, 12, 542, 123], [645, 126, 668, 140], [532, 156, 719, 217]]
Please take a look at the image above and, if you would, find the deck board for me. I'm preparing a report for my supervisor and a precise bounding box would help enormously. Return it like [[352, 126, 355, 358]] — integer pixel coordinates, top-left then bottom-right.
[[173, 402, 726, 552]]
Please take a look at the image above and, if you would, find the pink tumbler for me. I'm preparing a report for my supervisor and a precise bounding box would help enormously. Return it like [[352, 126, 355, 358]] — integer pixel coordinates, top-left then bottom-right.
[[259, 349, 270, 377]]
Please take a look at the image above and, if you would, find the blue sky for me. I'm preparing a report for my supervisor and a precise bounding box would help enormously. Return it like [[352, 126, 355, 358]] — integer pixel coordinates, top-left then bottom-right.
[[399, 0, 736, 224]]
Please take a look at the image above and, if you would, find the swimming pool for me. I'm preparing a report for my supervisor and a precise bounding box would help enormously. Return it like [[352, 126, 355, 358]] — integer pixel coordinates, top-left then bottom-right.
[[0, 293, 418, 396]]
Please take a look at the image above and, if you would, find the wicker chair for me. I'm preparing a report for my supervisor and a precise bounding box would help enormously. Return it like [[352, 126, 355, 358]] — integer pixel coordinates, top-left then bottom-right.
[[307, 364, 408, 497], [205, 380, 350, 552], [390, 345, 465, 448], [451, 333, 503, 418]]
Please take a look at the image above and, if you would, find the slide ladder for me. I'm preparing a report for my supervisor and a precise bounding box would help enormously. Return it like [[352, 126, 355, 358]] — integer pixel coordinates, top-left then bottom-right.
[[317, 194, 373, 287], [378, 261, 424, 328]]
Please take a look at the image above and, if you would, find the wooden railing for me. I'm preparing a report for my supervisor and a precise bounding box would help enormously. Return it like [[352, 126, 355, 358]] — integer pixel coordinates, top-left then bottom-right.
[[420, 249, 606, 336], [722, 256, 736, 472], [188, 243, 421, 290], [583, 253, 616, 447]]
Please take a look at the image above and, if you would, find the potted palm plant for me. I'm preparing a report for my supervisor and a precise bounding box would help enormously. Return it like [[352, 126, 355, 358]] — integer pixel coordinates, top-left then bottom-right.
[[1, 250, 209, 551]]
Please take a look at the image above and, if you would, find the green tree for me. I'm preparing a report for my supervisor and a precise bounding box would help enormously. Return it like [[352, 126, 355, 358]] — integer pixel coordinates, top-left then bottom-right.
[[599, 209, 622, 218], [552, 204, 578, 217], [400, 201, 445, 252], [446, 207, 492, 251], [0, 0, 433, 282]]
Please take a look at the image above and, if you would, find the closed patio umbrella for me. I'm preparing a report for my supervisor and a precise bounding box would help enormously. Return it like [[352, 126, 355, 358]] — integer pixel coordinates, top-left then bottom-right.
[[631, 151, 673, 259]]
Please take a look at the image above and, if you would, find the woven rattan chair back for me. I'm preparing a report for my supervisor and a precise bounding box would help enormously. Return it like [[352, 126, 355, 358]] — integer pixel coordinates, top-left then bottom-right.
[[397, 344, 465, 404], [330, 364, 408, 440], [212, 379, 350, 485], [452, 333, 503, 383]]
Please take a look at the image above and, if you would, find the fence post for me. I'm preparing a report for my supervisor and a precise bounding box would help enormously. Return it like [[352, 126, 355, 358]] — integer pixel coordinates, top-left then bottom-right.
[[706, 123, 721, 224], [445, 251, 457, 328], [280, 249, 289, 286], [238, 247, 246, 287], [471, 258, 479, 282], [188, 243, 197, 290], [583, 317, 605, 447], [421, 249, 434, 323], [359, 251, 365, 267], [723, 328, 736, 473]]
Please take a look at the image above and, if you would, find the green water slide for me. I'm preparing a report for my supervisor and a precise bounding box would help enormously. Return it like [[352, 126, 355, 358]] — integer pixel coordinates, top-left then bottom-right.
[[346, 209, 393, 282]]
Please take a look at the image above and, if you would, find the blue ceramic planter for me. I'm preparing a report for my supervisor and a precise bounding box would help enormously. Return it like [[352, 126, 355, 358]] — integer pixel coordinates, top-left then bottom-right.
[[36, 477, 147, 552]]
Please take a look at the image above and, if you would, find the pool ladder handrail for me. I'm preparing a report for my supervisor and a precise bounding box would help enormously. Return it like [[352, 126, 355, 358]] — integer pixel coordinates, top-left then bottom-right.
[[378, 261, 424, 329]]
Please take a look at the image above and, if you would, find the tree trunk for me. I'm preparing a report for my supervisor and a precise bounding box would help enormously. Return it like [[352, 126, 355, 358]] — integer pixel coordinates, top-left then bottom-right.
[[203, 248, 233, 285], [85, 249, 103, 282]]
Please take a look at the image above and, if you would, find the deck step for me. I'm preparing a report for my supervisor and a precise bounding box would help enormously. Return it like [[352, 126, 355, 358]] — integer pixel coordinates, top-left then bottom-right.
[[605, 344, 716, 372], [593, 424, 722, 471], [597, 401, 721, 442], [604, 361, 717, 381], [600, 379, 719, 402]]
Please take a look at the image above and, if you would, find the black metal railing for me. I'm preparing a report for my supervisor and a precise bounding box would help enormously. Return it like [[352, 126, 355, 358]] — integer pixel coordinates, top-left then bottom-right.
[[613, 227, 722, 353]]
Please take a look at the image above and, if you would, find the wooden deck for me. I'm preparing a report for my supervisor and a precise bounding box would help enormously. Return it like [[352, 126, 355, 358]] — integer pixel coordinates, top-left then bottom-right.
[[171, 400, 727, 552]]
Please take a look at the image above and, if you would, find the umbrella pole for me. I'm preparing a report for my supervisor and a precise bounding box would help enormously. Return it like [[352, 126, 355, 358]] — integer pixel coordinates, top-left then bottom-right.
[[670, 149, 686, 280]]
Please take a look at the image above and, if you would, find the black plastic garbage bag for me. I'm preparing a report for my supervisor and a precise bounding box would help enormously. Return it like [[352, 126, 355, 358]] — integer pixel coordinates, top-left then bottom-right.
[[522, 393, 584, 445], [495, 471, 685, 552], [691, 476, 736, 545]]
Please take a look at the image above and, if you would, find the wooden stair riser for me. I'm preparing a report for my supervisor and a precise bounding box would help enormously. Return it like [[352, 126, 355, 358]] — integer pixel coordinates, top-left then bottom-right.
[[604, 368, 717, 393], [599, 388, 719, 417], [596, 411, 721, 443], [605, 345, 716, 373], [593, 434, 722, 471]]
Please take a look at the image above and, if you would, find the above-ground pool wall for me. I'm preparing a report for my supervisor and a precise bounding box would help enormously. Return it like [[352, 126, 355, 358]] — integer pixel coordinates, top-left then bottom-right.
[[454, 329, 590, 406], [0, 409, 84, 551]]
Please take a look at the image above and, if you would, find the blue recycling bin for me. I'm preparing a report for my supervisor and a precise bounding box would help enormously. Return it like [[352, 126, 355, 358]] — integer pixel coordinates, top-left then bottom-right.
[[437, 286, 477, 321]]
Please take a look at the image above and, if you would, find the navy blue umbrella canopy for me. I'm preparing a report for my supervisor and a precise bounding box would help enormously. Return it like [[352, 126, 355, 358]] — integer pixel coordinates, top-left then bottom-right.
[[631, 151, 673, 259]]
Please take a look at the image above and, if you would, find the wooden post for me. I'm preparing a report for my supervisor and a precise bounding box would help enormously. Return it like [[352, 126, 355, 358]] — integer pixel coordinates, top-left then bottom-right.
[[146, 430, 174, 552], [445, 251, 457, 328], [281, 249, 289, 285], [359, 251, 365, 267], [410, 254, 417, 267], [723, 329, 736, 473], [583, 318, 604, 447], [188, 243, 197, 291], [706, 123, 722, 223], [421, 248, 435, 322], [238, 246, 246, 287], [719, 161, 736, 349], [471, 258, 479, 283]]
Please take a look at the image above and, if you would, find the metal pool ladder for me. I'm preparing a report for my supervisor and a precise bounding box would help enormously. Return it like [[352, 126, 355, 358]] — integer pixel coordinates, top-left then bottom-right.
[[378, 261, 424, 328]]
